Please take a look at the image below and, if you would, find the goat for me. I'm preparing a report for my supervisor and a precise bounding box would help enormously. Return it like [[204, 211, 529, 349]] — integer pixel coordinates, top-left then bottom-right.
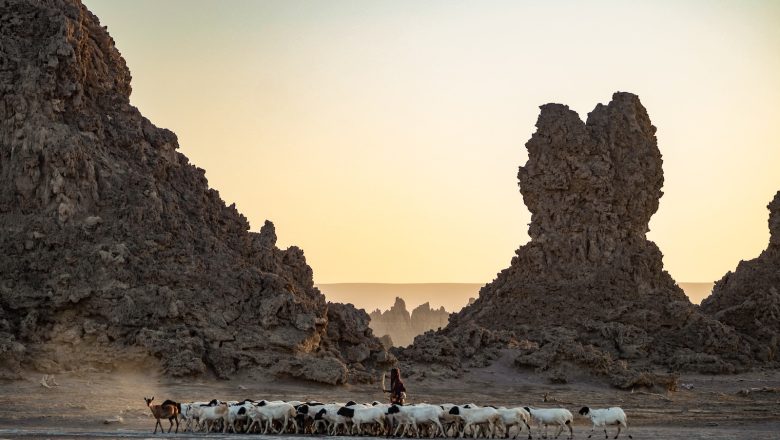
[[523, 407, 573, 440], [578, 407, 632, 439], [191, 402, 229, 433], [144, 396, 179, 434]]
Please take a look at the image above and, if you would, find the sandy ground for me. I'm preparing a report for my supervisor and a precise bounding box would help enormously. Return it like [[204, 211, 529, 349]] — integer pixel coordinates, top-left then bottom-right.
[[0, 359, 778, 439]]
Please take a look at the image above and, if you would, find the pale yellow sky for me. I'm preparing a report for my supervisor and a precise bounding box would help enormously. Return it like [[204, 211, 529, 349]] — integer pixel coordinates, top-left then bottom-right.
[[84, 0, 780, 284]]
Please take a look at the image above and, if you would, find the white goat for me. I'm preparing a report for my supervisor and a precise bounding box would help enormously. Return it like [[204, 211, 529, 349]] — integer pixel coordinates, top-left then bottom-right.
[[523, 407, 573, 440], [190, 402, 229, 433], [578, 407, 631, 439], [178, 402, 209, 432]]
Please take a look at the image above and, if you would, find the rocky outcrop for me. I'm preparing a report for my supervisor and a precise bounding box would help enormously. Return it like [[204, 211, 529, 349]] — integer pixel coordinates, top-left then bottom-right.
[[0, 0, 393, 382], [369, 298, 450, 347], [400, 93, 755, 387], [701, 191, 780, 363], [411, 302, 450, 335]]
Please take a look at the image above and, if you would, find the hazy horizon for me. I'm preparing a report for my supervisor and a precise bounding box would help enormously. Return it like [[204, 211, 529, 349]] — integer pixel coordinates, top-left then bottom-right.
[[318, 281, 714, 313]]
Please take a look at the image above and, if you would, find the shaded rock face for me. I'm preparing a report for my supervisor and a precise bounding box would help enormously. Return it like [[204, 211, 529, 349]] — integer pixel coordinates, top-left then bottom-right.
[[701, 191, 780, 362], [401, 93, 754, 387], [369, 298, 449, 347], [0, 0, 393, 382]]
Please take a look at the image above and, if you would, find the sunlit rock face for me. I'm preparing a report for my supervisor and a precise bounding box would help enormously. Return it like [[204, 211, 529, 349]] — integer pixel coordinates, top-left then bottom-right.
[[401, 93, 756, 387], [369, 298, 449, 347], [701, 191, 780, 363], [0, 0, 393, 382]]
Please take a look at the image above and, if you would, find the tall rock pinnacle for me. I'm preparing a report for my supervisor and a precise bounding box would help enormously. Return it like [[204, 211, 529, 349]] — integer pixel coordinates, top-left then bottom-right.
[[402, 93, 755, 387]]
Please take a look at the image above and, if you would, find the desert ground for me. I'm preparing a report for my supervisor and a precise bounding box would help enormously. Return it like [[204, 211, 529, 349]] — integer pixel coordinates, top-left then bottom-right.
[[1, 355, 778, 440]]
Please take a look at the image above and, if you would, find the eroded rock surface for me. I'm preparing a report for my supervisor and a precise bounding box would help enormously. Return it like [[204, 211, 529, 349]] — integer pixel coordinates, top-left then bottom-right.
[[401, 93, 756, 387], [701, 191, 780, 362], [369, 298, 450, 347], [0, 0, 393, 382]]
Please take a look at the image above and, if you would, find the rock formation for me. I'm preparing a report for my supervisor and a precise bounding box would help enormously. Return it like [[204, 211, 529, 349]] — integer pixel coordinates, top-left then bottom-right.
[[401, 92, 755, 387], [0, 0, 393, 383], [701, 191, 780, 362], [369, 298, 450, 347], [411, 302, 450, 335]]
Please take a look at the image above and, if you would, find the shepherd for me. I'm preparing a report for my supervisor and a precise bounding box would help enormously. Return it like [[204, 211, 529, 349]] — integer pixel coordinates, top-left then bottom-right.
[[382, 367, 407, 405]]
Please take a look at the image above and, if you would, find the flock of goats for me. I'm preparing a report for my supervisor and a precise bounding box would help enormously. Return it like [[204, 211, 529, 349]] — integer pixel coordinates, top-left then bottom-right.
[[143, 397, 633, 439]]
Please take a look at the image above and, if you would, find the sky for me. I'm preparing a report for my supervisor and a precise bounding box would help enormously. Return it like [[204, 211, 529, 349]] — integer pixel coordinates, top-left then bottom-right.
[[84, 0, 780, 285]]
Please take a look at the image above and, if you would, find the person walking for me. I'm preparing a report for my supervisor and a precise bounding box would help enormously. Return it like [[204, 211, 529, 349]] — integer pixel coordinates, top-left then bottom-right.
[[384, 367, 407, 405]]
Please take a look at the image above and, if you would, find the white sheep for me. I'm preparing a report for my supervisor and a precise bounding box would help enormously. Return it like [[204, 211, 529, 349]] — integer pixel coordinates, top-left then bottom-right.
[[448, 405, 504, 439], [226, 401, 255, 433], [438, 404, 465, 437], [337, 404, 388, 435], [495, 407, 532, 439], [523, 407, 573, 440], [578, 407, 632, 439], [296, 403, 325, 434], [387, 404, 446, 438], [313, 404, 351, 435]]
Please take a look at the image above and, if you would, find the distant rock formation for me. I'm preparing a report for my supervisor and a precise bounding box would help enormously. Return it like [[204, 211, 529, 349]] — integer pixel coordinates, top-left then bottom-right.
[[0, 0, 393, 383], [369, 298, 449, 347], [701, 191, 780, 362], [401, 92, 755, 387]]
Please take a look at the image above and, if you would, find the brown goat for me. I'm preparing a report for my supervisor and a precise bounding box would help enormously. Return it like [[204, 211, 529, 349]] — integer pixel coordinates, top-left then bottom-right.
[[144, 396, 180, 433]]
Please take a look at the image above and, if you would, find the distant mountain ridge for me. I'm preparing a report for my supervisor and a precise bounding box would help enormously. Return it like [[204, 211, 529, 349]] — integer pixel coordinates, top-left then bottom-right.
[[368, 297, 451, 347], [318, 282, 713, 313], [317, 283, 482, 313]]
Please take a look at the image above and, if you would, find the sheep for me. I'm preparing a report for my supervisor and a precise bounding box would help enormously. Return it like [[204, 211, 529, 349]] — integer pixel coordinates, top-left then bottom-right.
[[314, 404, 351, 435], [143, 397, 179, 434], [247, 402, 298, 434], [438, 404, 466, 437], [296, 403, 325, 434], [337, 404, 388, 435], [448, 405, 504, 439], [523, 407, 573, 440], [226, 401, 254, 433], [578, 407, 632, 439], [387, 404, 446, 438], [495, 407, 531, 439]]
